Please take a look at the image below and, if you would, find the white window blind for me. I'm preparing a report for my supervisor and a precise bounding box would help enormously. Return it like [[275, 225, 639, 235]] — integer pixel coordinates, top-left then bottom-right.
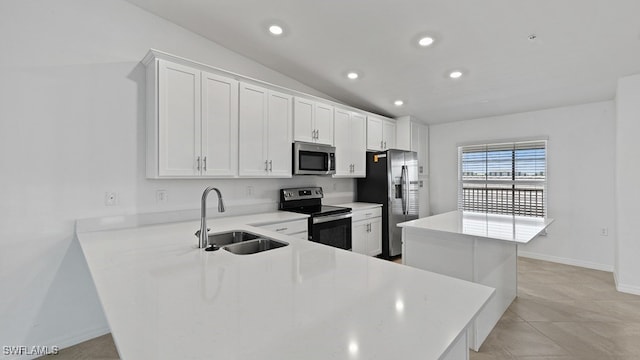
[[458, 140, 547, 217]]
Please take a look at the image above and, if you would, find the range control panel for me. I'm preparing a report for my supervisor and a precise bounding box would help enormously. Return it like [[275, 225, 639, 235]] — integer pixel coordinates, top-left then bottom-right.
[[281, 187, 323, 201]]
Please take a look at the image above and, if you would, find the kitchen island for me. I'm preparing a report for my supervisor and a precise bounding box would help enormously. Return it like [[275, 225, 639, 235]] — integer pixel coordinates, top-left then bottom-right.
[[77, 212, 493, 360], [399, 210, 554, 351]]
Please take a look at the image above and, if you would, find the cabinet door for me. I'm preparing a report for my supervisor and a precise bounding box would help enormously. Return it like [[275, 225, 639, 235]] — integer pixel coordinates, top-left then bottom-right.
[[314, 102, 334, 145], [157, 60, 201, 176], [350, 112, 367, 177], [383, 119, 396, 150], [293, 97, 314, 143], [201, 72, 238, 177], [239, 83, 268, 176], [352, 221, 368, 255], [333, 108, 352, 177], [266, 90, 293, 177], [366, 116, 383, 151], [367, 217, 382, 256], [420, 124, 429, 176]]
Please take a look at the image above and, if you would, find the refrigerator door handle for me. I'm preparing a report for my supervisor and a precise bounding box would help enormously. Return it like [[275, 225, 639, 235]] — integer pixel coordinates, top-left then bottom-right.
[[401, 165, 407, 215], [405, 164, 410, 214]]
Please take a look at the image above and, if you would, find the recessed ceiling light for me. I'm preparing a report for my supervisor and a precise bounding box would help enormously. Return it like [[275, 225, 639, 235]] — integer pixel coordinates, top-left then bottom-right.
[[449, 70, 463, 79], [268, 25, 283, 36], [394, 100, 404, 106], [418, 36, 434, 47], [347, 72, 359, 80]]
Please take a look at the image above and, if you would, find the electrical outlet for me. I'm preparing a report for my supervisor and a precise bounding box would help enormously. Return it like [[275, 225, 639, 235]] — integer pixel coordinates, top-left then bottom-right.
[[105, 192, 118, 206], [600, 228, 609, 236], [156, 190, 168, 204]]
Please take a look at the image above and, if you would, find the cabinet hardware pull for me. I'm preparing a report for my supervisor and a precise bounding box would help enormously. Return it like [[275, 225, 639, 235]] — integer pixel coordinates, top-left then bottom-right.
[[265, 160, 269, 171], [365, 213, 372, 216], [316, 129, 319, 139], [380, 140, 383, 149], [203, 156, 207, 171], [275, 227, 287, 232], [269, 160, 273, 172], [384, 141, 387, 149], [196, 156, 201, 171]]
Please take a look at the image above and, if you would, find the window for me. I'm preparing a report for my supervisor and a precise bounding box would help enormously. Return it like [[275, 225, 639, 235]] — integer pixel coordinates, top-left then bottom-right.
[[458, 140, 547, 217]]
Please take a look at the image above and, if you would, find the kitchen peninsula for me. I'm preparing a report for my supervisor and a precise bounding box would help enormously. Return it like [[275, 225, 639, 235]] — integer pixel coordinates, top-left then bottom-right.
[[399, 211, 554, 351], [77, 212, 493, 360]]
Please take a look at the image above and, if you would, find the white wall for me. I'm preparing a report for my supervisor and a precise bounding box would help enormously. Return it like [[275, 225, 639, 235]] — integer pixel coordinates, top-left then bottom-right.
[[615, 74, 640, 294], [429, 101, 616, 271], [0, 0, 353, 355]]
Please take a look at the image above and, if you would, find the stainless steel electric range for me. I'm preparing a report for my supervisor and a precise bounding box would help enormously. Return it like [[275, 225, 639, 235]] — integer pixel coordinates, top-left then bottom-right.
[[279, 187, 352, 250]]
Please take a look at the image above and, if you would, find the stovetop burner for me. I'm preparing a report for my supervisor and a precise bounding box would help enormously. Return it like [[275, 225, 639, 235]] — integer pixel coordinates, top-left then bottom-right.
[[286, 205, 351, 217], [279, 187, 351, 217]]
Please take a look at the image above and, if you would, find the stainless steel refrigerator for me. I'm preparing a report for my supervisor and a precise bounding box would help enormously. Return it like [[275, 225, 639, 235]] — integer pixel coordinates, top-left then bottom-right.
[[357, 150, 419, 259]]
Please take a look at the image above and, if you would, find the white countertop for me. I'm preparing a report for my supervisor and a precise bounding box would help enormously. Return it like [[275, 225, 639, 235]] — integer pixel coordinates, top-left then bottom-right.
[[78, 212, 493, 360], [336, 202, 383, 211], [398, 210, 554, 244]]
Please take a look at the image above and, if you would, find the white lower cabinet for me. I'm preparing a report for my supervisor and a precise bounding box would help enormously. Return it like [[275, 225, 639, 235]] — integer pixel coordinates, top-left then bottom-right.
[[258, 219, 308, 240], [351, 207, 382, 256]]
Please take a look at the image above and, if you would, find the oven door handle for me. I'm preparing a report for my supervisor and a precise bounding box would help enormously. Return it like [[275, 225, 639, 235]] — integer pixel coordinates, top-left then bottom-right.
[[312, 212, 352, 224]]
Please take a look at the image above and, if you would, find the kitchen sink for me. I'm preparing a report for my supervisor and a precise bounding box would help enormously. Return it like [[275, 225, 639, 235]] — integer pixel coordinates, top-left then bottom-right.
[[203, 230, 288, 255], [223, 238, 288, 255], [207, 230, 260, 247]]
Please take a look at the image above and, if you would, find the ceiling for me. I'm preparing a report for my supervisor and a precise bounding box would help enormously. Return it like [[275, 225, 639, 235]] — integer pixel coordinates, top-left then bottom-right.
[[126, 0, 640, 124]]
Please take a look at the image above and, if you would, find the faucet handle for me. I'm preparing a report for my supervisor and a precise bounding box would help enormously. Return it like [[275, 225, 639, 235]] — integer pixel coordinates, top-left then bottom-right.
[[194, 228, 211, 238]]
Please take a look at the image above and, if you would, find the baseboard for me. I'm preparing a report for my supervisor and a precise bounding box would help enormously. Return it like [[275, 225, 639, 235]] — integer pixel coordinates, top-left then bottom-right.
[[613, 272, 640, 296], [3, 326, 111, 360], [53, 325, 111, 350], [517, 251, 614, 272]]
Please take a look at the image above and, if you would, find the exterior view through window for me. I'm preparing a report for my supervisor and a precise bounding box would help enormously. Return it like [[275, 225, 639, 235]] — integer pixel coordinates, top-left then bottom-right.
[[458, 140, 547, 217]]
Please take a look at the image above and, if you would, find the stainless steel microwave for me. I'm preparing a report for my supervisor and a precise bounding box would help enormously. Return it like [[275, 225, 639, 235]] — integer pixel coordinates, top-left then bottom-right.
[[293, 142, 336, 175]]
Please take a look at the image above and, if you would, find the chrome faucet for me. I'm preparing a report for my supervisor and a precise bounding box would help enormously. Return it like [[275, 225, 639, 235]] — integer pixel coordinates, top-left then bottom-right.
[[197, 187, 225, 248]]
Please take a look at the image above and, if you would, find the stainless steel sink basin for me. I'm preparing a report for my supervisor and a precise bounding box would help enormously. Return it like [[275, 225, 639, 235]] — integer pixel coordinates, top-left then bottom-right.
[[223, 238, 288, 255], [207, 231, 260, 247], [203, 230, 289, 255]]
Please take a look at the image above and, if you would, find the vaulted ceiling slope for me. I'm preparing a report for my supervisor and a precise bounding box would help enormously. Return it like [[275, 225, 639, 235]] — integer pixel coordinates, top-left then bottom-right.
[[126, 0, 640, 124]]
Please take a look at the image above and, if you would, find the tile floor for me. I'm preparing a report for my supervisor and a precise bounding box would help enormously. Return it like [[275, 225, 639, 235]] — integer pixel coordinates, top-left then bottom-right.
[[42, 257, 640, 359]]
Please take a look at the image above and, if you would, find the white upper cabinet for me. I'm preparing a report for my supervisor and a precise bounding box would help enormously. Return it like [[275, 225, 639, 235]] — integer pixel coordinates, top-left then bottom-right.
[[367, 115, 396, 151], [294, 97, 334, 145], [201, 71, 239, 177], [146, 56, 238, 178], [314, 102, 334, 145], [396, 115, 429, 176], [334, 108, 366, 177], [383, 119, 396, 149], [266, 90, 293, 177], [143, 50, 423, 182], [239, 82, 292, 178]]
